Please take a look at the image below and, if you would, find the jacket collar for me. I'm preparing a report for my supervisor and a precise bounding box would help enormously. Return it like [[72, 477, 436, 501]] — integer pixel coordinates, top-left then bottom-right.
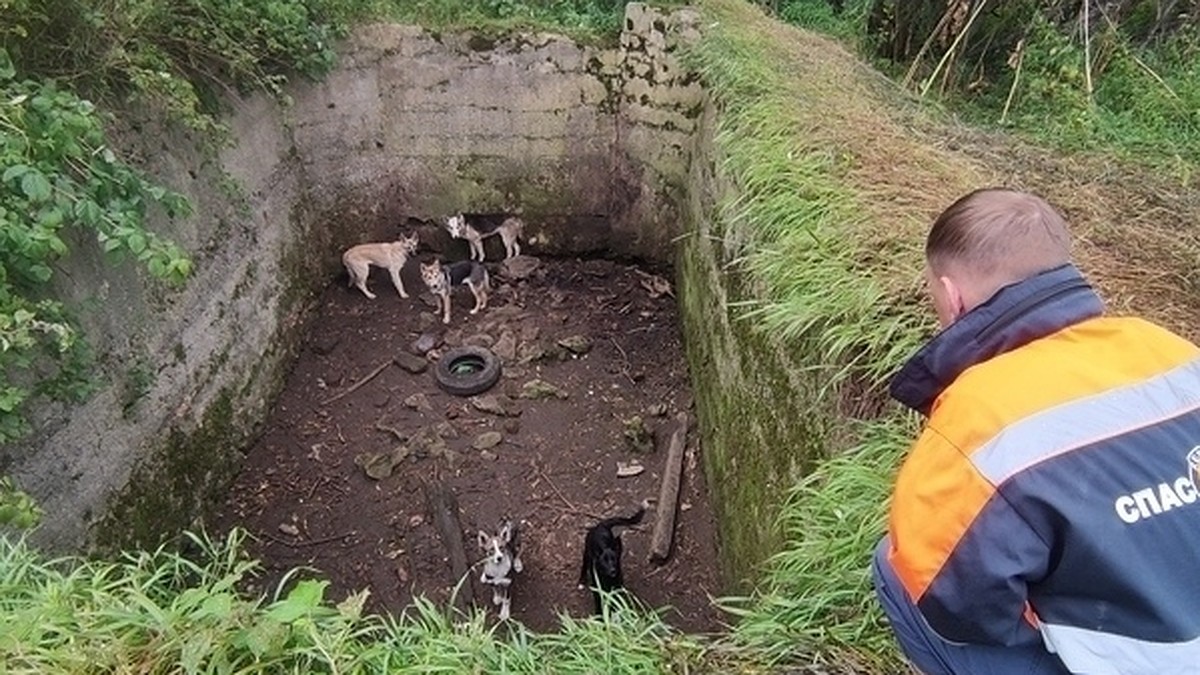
[[889, 264, 1104, 416]]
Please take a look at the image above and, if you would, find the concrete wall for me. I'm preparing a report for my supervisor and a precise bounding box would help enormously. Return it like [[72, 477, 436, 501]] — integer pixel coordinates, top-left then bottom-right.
[[2, 4, 702, 553], [675, 102, 834, 587], [287, 3, 702, 260]]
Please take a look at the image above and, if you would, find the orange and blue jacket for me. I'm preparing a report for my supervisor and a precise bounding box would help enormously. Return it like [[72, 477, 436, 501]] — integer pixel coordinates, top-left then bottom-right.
[[887, 263, 1200, 674]]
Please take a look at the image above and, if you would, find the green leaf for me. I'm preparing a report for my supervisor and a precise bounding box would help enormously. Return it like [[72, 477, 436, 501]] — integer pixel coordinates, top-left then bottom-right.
[[265, 579, 327, 623], [0, 48, 14, 81], [0, 387, 26, 413], [20, 170, 52, 202], [126, 231, 147, 254], [27, 263, 52, 283], [74, 199, 103, 226], [3, 164, 30, 183]]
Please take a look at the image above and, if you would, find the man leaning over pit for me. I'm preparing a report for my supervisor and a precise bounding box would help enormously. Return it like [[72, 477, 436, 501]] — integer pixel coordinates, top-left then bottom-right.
[[872, 187, 1200, 675]]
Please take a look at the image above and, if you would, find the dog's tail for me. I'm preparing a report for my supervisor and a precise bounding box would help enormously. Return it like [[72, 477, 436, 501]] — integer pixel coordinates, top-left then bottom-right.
[[597, 499, 650, 530]]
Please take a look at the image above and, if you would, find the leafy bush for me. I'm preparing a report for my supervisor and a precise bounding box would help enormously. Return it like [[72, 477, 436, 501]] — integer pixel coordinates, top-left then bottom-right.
[[0, 0, 353, 522]]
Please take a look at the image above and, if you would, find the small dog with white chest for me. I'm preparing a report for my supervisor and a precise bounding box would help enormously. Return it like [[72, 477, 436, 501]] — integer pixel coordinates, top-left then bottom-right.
[[420, 259, 490, 324], [477, 518, 523, 621], [444, 213, 524, 261], [578, 500, 649, 615], [341, 233, 420, 299]]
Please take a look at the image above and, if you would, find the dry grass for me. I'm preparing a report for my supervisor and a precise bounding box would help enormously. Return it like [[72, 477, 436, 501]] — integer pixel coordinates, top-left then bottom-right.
[[705, 0, 1198, 343]]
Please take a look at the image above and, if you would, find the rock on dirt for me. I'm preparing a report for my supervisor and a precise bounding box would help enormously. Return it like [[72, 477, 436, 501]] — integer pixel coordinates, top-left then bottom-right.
[[411, 332, 442, 355], [472, 432, 503, 450], [557, 335, 592, 354], [393, 352, 428, 374], [519, 378, 569, 400]]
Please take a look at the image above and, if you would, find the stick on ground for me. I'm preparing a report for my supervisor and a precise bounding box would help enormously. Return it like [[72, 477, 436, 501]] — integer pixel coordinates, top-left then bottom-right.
[[321, 359, 393, 405], [649, 412, 688, 563], [424, 479, 476, 612]]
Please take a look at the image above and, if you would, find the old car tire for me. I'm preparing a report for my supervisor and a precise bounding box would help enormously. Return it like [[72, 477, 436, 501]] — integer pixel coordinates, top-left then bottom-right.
[[434, 345, 502, 396]]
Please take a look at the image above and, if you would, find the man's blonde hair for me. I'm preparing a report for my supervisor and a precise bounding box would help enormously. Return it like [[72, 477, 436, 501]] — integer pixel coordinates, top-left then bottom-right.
[[926, 188, 1072, 288]]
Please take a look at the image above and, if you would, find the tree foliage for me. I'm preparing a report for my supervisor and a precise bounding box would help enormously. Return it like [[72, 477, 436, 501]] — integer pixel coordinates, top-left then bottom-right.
[[0, 0, 350, 527]]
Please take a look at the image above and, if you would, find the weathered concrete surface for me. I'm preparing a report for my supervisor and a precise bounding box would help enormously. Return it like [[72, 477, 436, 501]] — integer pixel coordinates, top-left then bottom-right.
[[287, 4, 702, 261], [675, 101, 833, 590], [2, 4, 703, 553]]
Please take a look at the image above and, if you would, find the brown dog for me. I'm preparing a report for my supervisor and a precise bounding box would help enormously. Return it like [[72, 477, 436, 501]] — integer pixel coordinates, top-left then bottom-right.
[[341, 233, 419, 299]]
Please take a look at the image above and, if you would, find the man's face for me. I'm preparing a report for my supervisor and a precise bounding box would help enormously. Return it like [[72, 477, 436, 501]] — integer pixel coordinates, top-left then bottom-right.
[[925, 265, 959, 329]]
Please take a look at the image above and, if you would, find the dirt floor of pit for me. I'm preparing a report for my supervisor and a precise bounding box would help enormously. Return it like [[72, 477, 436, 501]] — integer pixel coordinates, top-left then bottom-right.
[[210, 253, 727, 634]]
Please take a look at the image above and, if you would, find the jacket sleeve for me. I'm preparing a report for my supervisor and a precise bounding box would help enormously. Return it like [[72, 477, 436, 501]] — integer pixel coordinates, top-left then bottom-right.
[[887, 422, 1049, 646]]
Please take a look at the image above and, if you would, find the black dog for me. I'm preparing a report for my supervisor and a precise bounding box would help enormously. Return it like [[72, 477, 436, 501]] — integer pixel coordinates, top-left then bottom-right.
[[578, 502, 647, 614]]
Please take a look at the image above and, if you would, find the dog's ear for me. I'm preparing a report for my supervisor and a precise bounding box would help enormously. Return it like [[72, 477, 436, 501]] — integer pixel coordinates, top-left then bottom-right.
[[499, 521, 513, 545], [477, 530, 490, 550]]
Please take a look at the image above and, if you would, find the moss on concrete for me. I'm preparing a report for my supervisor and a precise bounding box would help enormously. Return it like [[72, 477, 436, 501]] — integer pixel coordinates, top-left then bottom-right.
[[673, 108, 838, 589], [93, 389, 242, 552]]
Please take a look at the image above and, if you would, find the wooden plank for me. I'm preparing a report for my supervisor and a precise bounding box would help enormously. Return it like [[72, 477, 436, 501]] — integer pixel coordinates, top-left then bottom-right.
[[649, 412, 688, 563], [424, 479, 475, 612]]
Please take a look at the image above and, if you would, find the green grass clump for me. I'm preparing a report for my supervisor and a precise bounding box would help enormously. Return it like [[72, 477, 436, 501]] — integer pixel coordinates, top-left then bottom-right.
[[684, 0, 932, 668], [686, 3, 927, 390], [357, 0, 685, 44], [0, 529, 717, 674], [723, 415, 914, 671]]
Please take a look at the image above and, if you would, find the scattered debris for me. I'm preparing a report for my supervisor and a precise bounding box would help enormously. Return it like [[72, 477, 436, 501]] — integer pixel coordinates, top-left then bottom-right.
[[374, 420, 407, 442], [517, 341, 548, 365], [354, 445, 411, 480], [404, 393, 433, 413], [519, 378, 569, 400], [393, 352, 428, 374], [493, 331, 518, 361], [502, 255, 542, 281], [647, 403, 669, 417], [434, 421, 459, 439], [409, 427, 449, 459], [472, 431, 503, 450], [321, 359, 393, 405], [557, 335, 592, 355], [464, 332, 495, 348], [471, 394, 520, 417], [616, 460, 645, 478], [278, 522, 300, 537], [636, 269, 674, 298], [623, 415, 655, 454], [411, 331, 442, 357]]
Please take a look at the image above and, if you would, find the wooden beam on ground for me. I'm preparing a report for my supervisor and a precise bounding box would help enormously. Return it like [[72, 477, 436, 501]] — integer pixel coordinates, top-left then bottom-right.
[[424, 479, 475, 612], [649, 412, 688, 564]]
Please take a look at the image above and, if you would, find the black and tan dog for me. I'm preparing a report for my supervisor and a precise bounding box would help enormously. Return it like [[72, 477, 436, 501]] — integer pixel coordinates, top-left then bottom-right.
[[444, 213, 524, 262], [477, 518, 523, 621], [419, 259, 490, 324]]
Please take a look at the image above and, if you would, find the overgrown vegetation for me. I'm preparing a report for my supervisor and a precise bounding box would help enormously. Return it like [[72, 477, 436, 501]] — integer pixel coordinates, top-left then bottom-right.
[[684, 0, 937, 668], [0, 0, 358, 524], [4, 0, 1193, 672], [376, 0, 682, 43], [763, 0, 1200, 173], [0, 529, 724, 673]]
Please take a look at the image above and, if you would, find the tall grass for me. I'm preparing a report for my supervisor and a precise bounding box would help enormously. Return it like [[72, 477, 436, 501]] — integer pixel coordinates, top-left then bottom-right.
[[686, 0, 931, 669], [361, 0, 686, 43], [685, 1, 928, 390], [0, 529, 716, 673], [722, 415, 915, 671]]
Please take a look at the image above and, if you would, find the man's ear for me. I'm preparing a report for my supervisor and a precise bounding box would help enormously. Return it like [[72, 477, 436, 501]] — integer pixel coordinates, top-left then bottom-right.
[[935, 274, 967, 328]]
